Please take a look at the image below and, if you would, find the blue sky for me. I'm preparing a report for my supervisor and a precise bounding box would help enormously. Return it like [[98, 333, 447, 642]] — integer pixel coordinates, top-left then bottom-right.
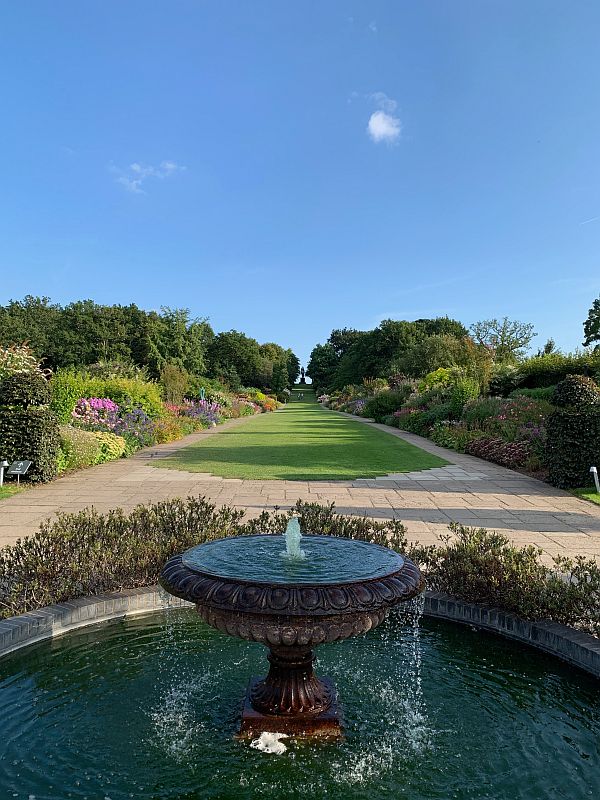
[[1, 1, 599, 366]]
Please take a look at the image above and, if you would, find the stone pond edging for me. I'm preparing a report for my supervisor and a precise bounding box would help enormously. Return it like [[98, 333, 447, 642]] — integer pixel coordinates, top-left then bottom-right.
[[0, 587, 599, 679]]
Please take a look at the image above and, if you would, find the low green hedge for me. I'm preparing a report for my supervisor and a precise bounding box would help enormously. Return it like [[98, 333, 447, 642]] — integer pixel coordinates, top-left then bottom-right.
[[1, 499, 599, 636], [546, 408, 600, 488], [0, 407, 59, 482]]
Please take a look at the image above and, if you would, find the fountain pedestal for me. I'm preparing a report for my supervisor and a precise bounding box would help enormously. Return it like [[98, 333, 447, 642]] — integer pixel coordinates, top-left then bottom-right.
[[159, 534, 424, 739]]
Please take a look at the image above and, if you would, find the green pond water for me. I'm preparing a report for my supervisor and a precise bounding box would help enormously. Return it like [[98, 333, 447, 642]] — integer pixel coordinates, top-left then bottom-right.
[[0, 607, 599, 799], [181, 534, 404, 584]]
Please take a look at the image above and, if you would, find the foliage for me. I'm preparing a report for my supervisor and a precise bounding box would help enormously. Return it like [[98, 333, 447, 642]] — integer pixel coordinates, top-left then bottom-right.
[[0, 499, 406, 620], [553, 374, 600, 409], [0, 295, 299, 391], [449, 376, 480, 416], [159, 363, 190, 404], [429, 421, 486, 452], [546, 408, 600, 488], [510, 386, 556, 402], [470, 317, 536, 362], [0, 343, 44, 381], [3, 500, 600, 636], [518, 351, 599, 389], [0, 407, 59, 482], [412, 524, 600, 634], [362, 389, 413, 422], [93, 431, 127, 462], [0, 372, 50, 408], [50, 369, 86, 422], [79, 376, 163, 419], [418, 368, 452, 393], [465, 436, 531, 469], [58, 425, 102, 471], [583, 295, 600, 348]]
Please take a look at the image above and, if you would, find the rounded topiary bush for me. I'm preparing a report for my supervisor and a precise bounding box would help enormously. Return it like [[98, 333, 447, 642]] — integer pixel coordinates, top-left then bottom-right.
[[552, 374, 600, 409], [0, 371, 50, 408]]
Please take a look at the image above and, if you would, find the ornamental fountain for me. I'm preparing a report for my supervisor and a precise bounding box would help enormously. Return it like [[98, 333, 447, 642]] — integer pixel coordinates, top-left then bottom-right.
[[159, 518, 423, 738]]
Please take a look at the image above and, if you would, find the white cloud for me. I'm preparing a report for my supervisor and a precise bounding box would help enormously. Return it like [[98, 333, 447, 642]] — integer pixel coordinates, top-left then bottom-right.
[[113, 160, 186, 194], [368, 20, 377, 33], [365, 93, 401, 143], [367, 110, 401, 143]]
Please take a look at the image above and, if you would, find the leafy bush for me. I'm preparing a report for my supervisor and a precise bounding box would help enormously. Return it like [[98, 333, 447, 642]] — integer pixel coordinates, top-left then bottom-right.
[[92, 431, 127, 462], [363, 389, 414, 422], [489, 364, 522, 396], [461, 396, 506, 426], [553, 374, 600, 409], [0, 372, 50, 408], [546, 408, 600, 488], [418, 368, 452, 393], [0, 407, 59, 482], [0, 344, 44, 380], [58, 425, 102, 471], [430, 421, 486, 452], [80, 376, 163, 419], [465, 436, 530, 469], [153, 416, 185, 444], [449, 377, 480, 416], [160, 364, 189, 404], [50, 369, 86, 422], [510, 386, 556, 402], [412, 524, 600, 634], [0, 499, 407, 619], [518, 352, 599, 389]]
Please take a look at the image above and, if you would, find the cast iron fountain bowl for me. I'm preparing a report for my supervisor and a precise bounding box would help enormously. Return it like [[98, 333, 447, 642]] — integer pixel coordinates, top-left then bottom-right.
[[159, 534, 424, 736]]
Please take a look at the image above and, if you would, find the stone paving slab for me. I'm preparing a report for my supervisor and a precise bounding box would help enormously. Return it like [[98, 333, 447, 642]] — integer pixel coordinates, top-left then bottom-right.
[[1, 414, 600, 560]]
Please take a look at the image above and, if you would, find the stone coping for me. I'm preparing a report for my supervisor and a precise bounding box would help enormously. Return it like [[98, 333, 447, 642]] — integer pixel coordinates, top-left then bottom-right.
[[0, 588, 599, 679]]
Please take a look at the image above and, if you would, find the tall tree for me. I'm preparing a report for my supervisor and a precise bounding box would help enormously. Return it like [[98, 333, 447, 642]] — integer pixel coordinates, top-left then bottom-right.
[[470, 317, 536, 362], [583, 296, 600, 348]]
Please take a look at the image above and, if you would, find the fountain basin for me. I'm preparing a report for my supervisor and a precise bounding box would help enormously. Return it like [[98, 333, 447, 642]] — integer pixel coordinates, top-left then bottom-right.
[[159, 534, 424, 736]]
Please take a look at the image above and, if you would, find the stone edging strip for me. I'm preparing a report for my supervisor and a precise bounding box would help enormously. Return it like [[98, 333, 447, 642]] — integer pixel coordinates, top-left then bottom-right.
[[1, 588, 599, 679]]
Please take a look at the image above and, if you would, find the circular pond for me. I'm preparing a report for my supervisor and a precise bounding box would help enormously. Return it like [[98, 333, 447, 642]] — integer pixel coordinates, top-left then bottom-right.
[[0, 607, 599, 799]]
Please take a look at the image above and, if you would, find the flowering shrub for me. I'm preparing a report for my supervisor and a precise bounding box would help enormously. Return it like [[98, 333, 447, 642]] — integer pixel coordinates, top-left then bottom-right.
[[317, 394, 330, 404], [465, 437, 531, 469], [112, 408, 156, 451], [72, 397, 120, 428], [0, 344, 46, 380]]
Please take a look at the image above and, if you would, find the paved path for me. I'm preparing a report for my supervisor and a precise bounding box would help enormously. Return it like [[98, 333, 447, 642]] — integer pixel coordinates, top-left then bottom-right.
[[1, 413, 600, 561]]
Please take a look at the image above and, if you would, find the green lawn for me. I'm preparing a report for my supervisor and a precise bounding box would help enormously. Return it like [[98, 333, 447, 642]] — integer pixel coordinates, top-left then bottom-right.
[[572, 487, 600, 506], [0, 484, 23, 500], [153, 390, 447, 480]]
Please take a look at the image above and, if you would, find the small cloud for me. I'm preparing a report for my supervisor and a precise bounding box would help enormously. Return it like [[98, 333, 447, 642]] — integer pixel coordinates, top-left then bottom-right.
[[580, 215, 600, 226], [368, 110, 401, 143], [368, 20, 377, 33], [112, 160, 186, 194], [366, 93, 401, 143]]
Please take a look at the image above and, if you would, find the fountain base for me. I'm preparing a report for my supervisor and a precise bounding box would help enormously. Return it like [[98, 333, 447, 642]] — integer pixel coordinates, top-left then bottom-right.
[[239, 677, 342, 739]]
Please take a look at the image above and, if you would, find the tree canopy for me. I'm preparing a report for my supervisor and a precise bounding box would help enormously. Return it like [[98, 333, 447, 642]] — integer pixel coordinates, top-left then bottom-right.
[[0, 296, 299, 391]]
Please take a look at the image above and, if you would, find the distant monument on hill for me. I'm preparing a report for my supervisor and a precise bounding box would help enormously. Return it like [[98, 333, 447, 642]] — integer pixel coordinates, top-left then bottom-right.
[[299, 367, 306, 384]]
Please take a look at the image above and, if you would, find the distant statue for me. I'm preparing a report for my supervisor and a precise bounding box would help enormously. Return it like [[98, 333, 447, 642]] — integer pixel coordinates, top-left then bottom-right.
[[300, 367, 306, 384]]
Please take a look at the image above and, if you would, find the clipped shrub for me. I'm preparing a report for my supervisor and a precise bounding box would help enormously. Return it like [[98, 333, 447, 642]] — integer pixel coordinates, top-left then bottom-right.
[[519, 352, 599, 389], [546, 408, 600, 488], [0, 372, 50, 408], [50, 369, 85, 423], [553, 374, 600, 409], [58, 425, 102, 471], [0, 407, 59, 482]]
